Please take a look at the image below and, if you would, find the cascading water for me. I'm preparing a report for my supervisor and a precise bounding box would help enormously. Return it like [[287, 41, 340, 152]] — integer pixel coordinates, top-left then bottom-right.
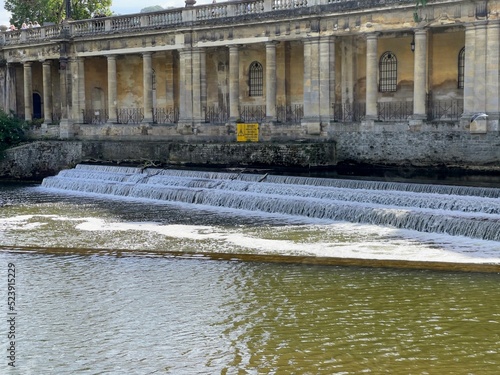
[[40, 164, 500, 242]]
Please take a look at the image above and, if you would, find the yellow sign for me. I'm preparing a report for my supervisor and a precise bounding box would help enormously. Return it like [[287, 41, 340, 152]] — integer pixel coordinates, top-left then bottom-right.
[[236, 123, 259, 142]]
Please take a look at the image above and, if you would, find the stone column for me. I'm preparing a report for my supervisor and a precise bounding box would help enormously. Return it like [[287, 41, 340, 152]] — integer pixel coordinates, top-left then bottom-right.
[[200, 48, 207, 121], [265, 41, 278, 121], [301, 37, 321, 134], [23, 62, 33, 122], [319, 36, 331, 122], [341, 36, 356, 106], [5, 63, 17, 114], [463, 24, 475, 116], [59, 59, 68, 123], [165, 51, 175, 106], [486, 20, 500, 129], [42, 60, 52, 125], [142, 52, 153, 123], [59, 57, 73, 138], [71, 57, 85, 123], [413, 28, 428, 119], [192, 48, 203, 123], [107, 55, 117, 123], [303, 39, 312, 117], [329, 37, 336, 118], [228, 45, 240, 121], [365, 34, 378, 119], [473, 21, 487, 114], [178, 49, 193, 125]]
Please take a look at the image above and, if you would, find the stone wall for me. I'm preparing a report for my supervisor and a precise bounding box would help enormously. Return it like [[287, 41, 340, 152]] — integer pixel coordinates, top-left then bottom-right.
[[81, 141, 336, 168], [0, 140, 337, 180], [0, 141, 83, 180], [330, 124, 500, 169]]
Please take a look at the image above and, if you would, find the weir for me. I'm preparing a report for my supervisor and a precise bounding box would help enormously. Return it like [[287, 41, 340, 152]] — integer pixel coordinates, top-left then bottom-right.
[[41, 164, 500, 242]]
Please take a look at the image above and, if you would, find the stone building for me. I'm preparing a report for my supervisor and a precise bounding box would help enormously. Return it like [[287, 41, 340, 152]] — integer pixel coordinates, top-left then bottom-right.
[[0, 0, 499, 168]]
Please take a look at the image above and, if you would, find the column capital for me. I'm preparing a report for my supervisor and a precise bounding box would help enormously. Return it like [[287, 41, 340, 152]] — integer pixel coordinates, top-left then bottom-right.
[[365, 33, 379, 41], [227, 44, 242, 51], [265, 40, 280, 46], [23, 61, 33, 67], [473, 20, 488, 29], [486, 19, 500, 27], [303, 36, 320, 44], [142, 51, 153, 57], [414, 28, 428, 37], [106, 54, 117, 61], [41, 59, 52, 66]]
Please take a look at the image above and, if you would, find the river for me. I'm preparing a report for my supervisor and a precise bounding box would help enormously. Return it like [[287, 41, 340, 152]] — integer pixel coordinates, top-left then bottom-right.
[[1, 168, 499, 373]]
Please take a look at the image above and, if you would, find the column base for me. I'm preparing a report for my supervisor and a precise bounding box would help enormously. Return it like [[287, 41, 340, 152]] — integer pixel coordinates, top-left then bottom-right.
[[176, 120, 194, 135], [301, 117, 322, 135], [59, 119, 75, 139]]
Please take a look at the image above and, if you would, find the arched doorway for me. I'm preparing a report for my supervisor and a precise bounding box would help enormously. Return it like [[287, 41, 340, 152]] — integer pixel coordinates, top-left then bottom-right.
[[32, 93, 42, 119]]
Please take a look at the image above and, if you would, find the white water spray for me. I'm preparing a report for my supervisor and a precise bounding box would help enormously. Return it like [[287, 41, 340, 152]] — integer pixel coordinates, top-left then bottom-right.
[[41, 164, 500, 241]]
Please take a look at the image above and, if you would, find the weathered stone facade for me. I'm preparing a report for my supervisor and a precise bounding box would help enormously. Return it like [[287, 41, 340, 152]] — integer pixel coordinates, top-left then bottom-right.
[[0, 0, 499, 169], [0, 141, 337, 179]]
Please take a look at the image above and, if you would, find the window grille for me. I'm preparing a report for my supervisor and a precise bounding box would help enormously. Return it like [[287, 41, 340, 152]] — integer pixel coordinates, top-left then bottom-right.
[[379, 51, 397, 92], [249, 61, 263, 97], [458, 47, 465, 89]]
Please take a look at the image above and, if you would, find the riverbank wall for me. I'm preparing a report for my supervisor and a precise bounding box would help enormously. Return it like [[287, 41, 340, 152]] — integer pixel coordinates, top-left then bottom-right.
[[0, 141, 337, 180]]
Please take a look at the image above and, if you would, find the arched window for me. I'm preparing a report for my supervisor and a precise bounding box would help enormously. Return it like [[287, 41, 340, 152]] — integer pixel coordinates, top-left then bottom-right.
[[249, 61, 263, 97], [458, 47, 465, 89], [379, 51, 397, 92]]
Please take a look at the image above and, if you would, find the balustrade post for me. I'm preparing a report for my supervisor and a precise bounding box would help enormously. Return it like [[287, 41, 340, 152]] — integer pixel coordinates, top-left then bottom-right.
[[263, 0, 273, 12]]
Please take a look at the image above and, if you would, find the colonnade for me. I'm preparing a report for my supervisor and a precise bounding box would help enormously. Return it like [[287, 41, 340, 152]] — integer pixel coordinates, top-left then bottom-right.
[[15, 22, 499, 132]]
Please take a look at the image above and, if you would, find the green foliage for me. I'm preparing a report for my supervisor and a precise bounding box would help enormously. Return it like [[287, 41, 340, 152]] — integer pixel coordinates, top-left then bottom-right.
[[413, 0, 427, 22], [141, 6, 164, 13], [0, 110, 27, 155], [4, 0, 112, 27]]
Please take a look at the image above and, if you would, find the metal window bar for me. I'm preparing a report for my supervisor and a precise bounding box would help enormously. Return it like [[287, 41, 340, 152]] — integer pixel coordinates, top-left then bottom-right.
[[427, 99, 463, 121], [240, 105, 266, 122], [249, 61, 263, 97], [82, 109, 109, 124], [458, 47, 465, 89], [116, 108, 144, 124], [153, 107, 179, 124], [379, 51, 397, 92], [276, 104, 304, 124], [377, 101, 413, 121], [204, 105, 229, 124], [332, 102, 366, 122]]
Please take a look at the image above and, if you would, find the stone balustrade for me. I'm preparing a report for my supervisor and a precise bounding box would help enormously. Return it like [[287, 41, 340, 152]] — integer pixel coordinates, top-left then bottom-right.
[[0, 0, 419, 46]]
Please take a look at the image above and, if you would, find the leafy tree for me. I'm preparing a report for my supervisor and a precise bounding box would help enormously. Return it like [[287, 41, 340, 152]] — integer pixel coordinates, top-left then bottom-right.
[[4, 0, 112, 27], [141, 6, 164, 13], [0, 110, 27, 156], [414, 0, 427, 22]]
